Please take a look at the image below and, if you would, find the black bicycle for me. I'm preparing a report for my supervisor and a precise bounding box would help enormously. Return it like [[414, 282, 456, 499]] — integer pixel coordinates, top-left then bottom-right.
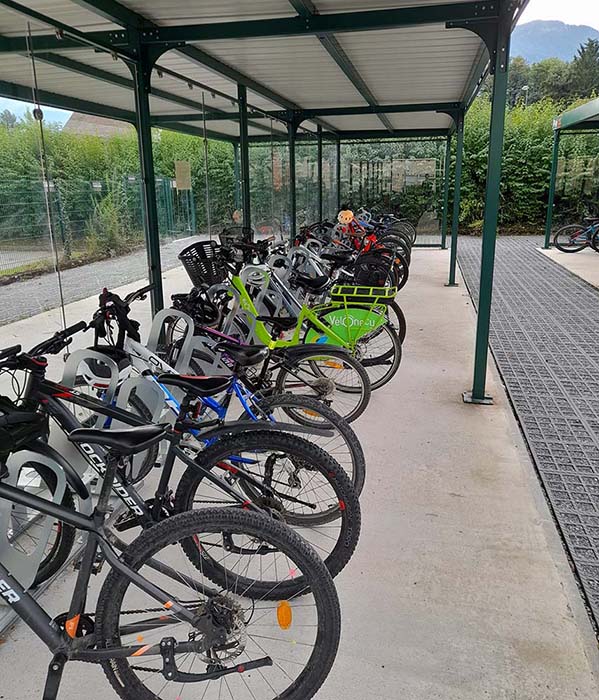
[[0, 354, 341, 700], [3, 328, 361, 595]]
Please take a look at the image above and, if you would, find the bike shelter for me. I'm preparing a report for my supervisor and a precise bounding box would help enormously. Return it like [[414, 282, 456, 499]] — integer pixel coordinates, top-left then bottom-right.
[[0, 0, 528, 634], [544, 97, 599, 249]]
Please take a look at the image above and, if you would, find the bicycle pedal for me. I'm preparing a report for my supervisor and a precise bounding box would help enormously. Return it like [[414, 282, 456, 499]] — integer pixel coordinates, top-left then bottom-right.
[[113, 511, 141, 532]]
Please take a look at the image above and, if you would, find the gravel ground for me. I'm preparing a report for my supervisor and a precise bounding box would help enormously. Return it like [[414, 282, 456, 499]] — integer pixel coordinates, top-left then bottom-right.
[[0, 235, 201, 326]]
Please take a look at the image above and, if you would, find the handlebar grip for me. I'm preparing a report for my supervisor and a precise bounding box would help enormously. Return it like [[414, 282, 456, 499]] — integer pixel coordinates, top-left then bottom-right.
[[0, 344, 21, 361], [63, 320, 87, 337]]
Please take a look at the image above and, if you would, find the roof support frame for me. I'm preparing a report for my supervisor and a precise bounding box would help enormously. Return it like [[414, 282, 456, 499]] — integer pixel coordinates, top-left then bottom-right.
[[288, 0, 394, 133], [138, 2, 500, 43]]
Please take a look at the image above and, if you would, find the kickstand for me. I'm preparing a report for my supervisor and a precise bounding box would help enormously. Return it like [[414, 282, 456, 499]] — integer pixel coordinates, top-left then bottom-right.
[[42, 654, 67, 700]]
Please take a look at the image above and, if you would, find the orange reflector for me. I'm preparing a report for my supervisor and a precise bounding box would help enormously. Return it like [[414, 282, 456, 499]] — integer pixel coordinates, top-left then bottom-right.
[[277, 601, 292, 630], [65, 614, 80, 639], [301, 409, 320, 417], [324, 361, 343, 369]]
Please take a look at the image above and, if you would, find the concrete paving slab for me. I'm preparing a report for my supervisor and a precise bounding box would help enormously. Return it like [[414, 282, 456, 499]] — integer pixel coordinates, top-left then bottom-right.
[[0, 251, 598, 699], [539, 246, 599, 287]]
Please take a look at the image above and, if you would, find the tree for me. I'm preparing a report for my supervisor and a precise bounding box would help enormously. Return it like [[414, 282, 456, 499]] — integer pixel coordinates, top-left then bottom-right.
[[570, 38, 599, 98], [507, 56, 531, 106], [0, 109, 17, 128], [529, 58, 572, 102]]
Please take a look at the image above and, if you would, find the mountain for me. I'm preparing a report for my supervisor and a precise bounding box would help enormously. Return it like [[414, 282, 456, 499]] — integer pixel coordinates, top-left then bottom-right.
[[512, 20, 599, 63]]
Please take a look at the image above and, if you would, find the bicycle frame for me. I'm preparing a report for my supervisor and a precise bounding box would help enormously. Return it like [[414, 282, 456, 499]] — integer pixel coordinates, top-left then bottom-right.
[[231, 273, 389, 350], [0, 462, 271, 700]]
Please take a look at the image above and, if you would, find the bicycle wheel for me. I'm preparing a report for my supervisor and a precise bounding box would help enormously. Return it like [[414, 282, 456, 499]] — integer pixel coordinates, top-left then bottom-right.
[[238, 393, 366, 496], [97, 509, 341, 700], [357, 322, 402, 390], [174, 430, 361, 594], [6, 463, 76, 586], [392, 250, 409, 291], [274, 348, 371, 423], [553, 224, 589, 252], [387, 300, 407, 344], [591, 228, 599, 253]]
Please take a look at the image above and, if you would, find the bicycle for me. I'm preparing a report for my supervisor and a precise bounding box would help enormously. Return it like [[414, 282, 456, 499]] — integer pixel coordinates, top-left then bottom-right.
[[2, 331, 361, 592], [181, 240, 400, 392], [553, 217, 599, 253], [0, 362, 342, 699]]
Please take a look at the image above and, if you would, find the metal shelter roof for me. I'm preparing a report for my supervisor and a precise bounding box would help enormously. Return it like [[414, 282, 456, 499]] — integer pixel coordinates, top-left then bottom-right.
[[554, 97, 599, 134], [0, 0, 508, 141]]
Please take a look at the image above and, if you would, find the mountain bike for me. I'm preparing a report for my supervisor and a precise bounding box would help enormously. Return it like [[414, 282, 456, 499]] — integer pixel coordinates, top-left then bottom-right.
[[0, 371, 342, 700], [553, 217, 599, 252], [1, 333, 361, 592], [164, 328, 366, 495]]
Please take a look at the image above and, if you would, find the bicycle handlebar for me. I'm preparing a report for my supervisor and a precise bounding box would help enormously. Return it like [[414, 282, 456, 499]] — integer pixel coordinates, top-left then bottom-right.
[[123, 283, 154, 305], [28, 321, 88, 357]]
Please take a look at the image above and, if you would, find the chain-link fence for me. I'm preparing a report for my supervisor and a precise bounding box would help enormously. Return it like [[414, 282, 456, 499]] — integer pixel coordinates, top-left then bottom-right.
[[0, 175, 195, 278]]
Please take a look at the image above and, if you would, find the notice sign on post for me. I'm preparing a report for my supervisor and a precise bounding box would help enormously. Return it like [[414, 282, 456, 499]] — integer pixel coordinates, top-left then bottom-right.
[[175, 160, 192, 190]]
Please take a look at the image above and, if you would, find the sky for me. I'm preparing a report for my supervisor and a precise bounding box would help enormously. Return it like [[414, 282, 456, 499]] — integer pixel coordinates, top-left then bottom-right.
[[519, 0, 599, 30], [0, 0, 598, 126]]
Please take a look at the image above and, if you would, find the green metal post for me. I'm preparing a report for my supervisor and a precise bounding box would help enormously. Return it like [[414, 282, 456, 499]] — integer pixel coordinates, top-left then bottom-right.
[[440, 134, 452, 249], [543, 129, 560, 249], [288, 122, 297, 241], [466, 18, 511, 405], [233, 143, 241, 210], [132, 46, 163, 314], [317, 125, 323, 221], [447, 111, 464, 286], [336, 139, 341, 211], [238, 85, 251, 229]]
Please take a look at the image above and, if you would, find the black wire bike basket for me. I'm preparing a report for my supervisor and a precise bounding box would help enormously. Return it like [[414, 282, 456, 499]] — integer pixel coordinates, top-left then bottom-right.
[[178, 240, 229, 287]]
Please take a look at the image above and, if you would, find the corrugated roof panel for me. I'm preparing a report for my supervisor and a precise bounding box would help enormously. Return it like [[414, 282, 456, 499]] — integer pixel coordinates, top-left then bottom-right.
[[0, 53, 135, 112], [192, 36, 367, 108], [338, 25, 484, 103], [387, 112, 453, 130], [323, 114, 387, 131], [120, 0, 294, 25], [0, 1, 117, 36], [316, 0, 476, 11], [157, 50, 283, 112]]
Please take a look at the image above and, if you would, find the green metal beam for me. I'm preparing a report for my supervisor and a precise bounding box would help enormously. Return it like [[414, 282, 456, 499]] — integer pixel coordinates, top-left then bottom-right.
[[153, 121, 238, 142], [440, 134, 452, 250], [238, 84, 251, 229], [0, 77, 135, 122], [141, 3, 499, 43], [543, 129, 560, 249], [288, 122, 298, 241], [447, 110, 464, 285], [317, 124, 323, 221], [131, 44, 164, 314], [467, 13, 511, 405], [151, 111, 270, 123], [336, 128, 449, 140], [336, 139, 341, 211], [273, 102, 461, 119], [0, 0, 134, 59]]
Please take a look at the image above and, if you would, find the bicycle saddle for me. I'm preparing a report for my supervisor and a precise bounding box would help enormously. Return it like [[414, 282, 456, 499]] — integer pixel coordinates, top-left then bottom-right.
[[583, 216, 599, 224], [213, 340, 269, 367], [157, 373, 233, 396], [294, 272, 329, 292], [68, 423, 169, 455], [256, 315, 297, 331]]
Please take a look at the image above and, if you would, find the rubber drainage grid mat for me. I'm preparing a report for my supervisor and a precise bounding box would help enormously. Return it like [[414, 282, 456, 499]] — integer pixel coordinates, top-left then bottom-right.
[[459, 236, 599, 624]]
